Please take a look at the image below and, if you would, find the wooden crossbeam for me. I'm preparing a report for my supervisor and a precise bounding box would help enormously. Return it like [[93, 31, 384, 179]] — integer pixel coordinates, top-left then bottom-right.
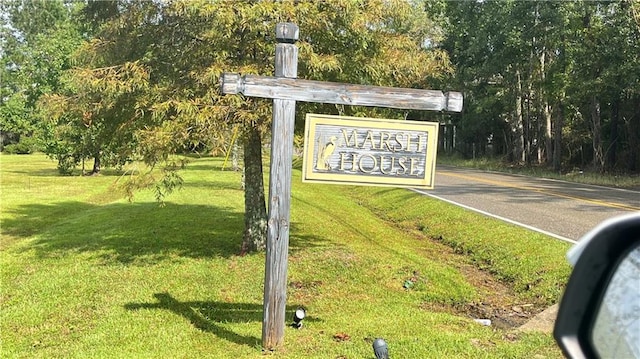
[[221, 73, 463, 113]]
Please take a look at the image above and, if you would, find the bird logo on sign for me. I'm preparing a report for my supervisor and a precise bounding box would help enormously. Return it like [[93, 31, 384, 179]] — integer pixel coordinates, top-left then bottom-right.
[[315, 135, 338, 171]]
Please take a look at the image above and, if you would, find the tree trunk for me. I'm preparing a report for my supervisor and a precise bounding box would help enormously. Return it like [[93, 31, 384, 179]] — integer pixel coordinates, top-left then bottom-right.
[[591, 96, 604, 172], [513, 69, 525, 164], [543, 102, 552, 165], [607, 98, 619, 171], [232, 138, 240, 171], [91, 152, 101, 175], [553, 99, 564, 172], [241, 126, 267, 254], [525, 78, 533, 164], [628, 101, 640, 172], [540, 50, 553, 165], [553, 25, 568, 173]]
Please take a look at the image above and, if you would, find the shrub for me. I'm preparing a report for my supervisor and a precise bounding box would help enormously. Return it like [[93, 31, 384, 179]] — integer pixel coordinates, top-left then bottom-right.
[[2, 136, 41, 154], [3, 141, 33, 154]]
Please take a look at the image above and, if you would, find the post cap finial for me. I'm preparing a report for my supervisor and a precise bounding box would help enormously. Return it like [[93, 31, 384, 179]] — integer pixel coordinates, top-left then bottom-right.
[[220, 73, 243, 94], [276, 22, 299, 43], [444, 92, 463, 113]]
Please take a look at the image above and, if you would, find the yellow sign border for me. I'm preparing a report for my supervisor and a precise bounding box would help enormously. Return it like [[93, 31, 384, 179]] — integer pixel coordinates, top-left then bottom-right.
[[302, 114, 439, 189]]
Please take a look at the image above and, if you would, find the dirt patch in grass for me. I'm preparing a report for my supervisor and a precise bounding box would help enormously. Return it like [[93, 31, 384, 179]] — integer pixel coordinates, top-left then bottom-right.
[[408, 230, 548, 331], [462, 262, 542, 328], [421, 255, 545, 330]]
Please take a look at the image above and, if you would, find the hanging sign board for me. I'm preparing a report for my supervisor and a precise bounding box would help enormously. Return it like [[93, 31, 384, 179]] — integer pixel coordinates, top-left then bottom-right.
[[302, 114, 439, 189]]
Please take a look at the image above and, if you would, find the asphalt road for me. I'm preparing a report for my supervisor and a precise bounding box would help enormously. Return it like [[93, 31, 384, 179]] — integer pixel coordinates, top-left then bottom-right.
[[413, 166, 640, 243]]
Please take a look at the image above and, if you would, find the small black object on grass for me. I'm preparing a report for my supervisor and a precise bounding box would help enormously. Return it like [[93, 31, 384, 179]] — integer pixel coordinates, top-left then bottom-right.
[[292, 307, 306, 329], [373, 338, 389, 359]]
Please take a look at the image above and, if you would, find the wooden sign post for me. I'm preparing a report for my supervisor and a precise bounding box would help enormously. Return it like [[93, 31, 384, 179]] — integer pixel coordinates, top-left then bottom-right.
[[220, 23, 463, 350], [262, 22, 298, 350]]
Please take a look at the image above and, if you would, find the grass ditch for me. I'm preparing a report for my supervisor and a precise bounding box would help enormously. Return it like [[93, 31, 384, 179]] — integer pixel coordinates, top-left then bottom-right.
[[344, 186, 572, 306], [1, 153, 570, 358]]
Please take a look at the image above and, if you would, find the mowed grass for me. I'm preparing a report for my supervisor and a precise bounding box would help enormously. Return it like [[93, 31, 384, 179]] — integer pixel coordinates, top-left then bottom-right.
[[1, 153, 570, 358]]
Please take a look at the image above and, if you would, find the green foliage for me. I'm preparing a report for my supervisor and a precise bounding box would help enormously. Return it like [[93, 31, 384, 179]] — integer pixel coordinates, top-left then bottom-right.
[[0, 0, 84, 144], [438, 0, 640, 173], [2, 137, 38, 154], [39, 61, 151, 174], [0, 93, 32, 137], [120, 159, 187, 205], [55, 153, 77, 175], [39, 0, 452, 169]]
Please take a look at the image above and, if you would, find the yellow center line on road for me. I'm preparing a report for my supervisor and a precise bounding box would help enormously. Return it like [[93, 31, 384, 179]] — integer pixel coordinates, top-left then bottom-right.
[[439, 171, 640, 212]]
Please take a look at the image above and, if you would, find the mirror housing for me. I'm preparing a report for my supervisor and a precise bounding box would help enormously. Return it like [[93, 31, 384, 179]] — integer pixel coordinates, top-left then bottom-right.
[[554, 213, 640, 358]]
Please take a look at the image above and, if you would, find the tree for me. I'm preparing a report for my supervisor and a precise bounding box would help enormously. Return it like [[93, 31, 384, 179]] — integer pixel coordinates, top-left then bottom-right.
[[438, 0, 640, 173], [0, 0, 83, 151], [40, 0, 451, 252], [41, 61, 151, 174]]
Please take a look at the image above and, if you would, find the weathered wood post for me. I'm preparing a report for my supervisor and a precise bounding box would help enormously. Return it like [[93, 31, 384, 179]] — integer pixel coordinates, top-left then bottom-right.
[[262, 22, 298, 350]]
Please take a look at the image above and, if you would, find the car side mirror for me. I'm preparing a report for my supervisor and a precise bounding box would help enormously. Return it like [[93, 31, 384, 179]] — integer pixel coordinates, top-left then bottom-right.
[[554, 213, 640, 358]]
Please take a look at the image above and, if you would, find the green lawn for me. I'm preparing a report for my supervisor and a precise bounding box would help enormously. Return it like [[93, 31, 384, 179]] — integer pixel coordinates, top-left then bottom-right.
[[1, 153, 570, 358]]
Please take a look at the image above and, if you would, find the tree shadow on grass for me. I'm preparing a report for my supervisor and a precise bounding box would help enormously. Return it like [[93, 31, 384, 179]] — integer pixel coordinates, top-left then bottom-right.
[[6, 166, 133, 178], [2, 201, 247, 263], [124, 292, 318, 348], [6, 167, 63, 177], [289, 222, 334, 253], [185, 179, 245, 192], [3, 198, 334, 263], [182, 163, 227, 172]]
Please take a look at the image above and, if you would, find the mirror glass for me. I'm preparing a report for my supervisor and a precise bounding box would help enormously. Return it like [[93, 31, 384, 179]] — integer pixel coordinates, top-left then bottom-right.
[[591, 244, 640, 358]]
